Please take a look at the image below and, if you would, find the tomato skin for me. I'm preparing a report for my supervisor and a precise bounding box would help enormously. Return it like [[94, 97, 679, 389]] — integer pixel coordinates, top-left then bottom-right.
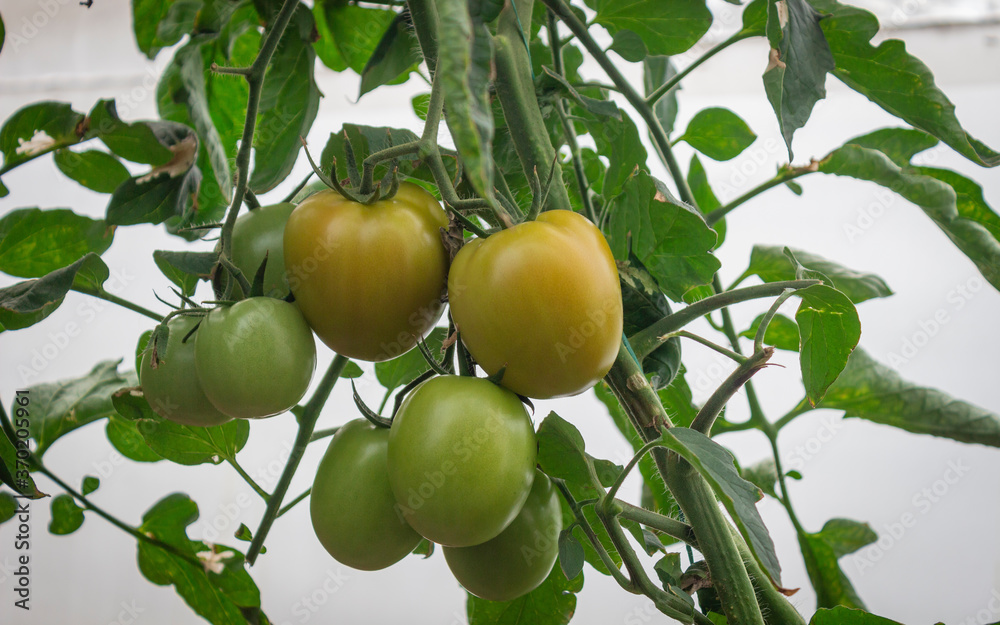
[[283, 182, 449, 362], [140, 315, 232, 427], [387, 375, 537, 547], [228, 202, 295, 299], [310, 419, 422, 571], [448, 210, 623, 399], [194, 297, 316, 418], [443, 470, 561, 601]]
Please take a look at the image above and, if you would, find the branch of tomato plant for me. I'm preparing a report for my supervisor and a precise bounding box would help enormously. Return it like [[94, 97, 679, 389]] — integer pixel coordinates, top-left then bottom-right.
[[553, 479, 632, 588], [245, 354, 350, 565], [615, 500, 695, 546], [629, 279, 821, 361], [547, 10, 599, 225], [69, 286, 164, 322], [492, 0, 574, 215], [667, 330, 747, 364], [705, 162, 819, 227], [691, 347, 774, 435], [276, 487, 311, 519], [644, 32, 755, 107], [773, 398, 813, 431], [226, 458, 270, 500], [0, 398, 204, 568], [308, 425, 340, 443], [540, 0, 696, 207], [214, 0, 300, 293]]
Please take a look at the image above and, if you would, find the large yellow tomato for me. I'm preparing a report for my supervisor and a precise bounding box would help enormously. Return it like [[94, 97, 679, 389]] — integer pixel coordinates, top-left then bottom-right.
[[283, 182, 450, 361], [448, 210, 623, 399]]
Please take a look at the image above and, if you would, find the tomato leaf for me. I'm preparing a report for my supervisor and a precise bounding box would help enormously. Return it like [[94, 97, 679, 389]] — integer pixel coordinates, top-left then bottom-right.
[[817, 348, 1000, 447], [584, 113, 646, 199], [557, 528, 585, 580], [87, 100, 175, 166], [740, 313, 801, 352], [111, 388, 249, 465], [678, 108, 757, 162], [658, 427, 781, 584], [131, 0, 201, 60], [618, 254, 682, 389], [250, 4, 320, 193], [588, 0, 712, 56], [106, 414, 163, 463], [466, 564, 583, 625], [49, 494, 85, 535], [809, 0, 1000, 167], [153, 250, 217, 298], [81, 475, 100, 496], [53, 149, 131, 194], [643, 56, 679, 138], [0, 208, 115, 279], [535, 412, 594, 490], [606, 172, 720, 302], [359, 11, 421, 99], [0, 492, 17, 524], [137, 493, 265, 624], [0, 101, 86, 185], [0, 252, 110, 331], [0, 420, 46, 499], [687, 154, 726, 247], [796, 283, 861, 405], [742, 245, 893, 304], [762, 0, 834, 160], [797, 518, 877, 609]]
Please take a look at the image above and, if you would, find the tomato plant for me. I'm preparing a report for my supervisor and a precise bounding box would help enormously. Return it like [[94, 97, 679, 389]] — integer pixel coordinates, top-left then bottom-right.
[[443, 470, 562, 601], [283, 182, 449, 362], [1, 1, 998, 625], [449, 209, 624, 399], [194, 297, 317, 419], [310, 418, 422, 571], [139, 315, 232, 427], [387, 375, 537, 547]]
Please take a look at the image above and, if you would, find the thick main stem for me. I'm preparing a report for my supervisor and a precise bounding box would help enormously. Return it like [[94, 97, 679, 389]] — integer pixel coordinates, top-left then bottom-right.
[[246, 354, 349, 564]]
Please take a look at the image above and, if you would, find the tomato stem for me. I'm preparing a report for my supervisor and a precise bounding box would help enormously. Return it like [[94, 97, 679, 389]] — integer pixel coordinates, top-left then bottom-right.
[[226, 458, 270, 501]]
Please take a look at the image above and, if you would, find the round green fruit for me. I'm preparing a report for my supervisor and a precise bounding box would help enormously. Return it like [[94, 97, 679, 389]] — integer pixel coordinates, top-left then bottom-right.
[[194, 297, 316, 418], [444, 470, 561, 601], [387, 375, 537, 547], [222, 202, 295, 299], [310, 419, 422, 571], [139, 315, 232, 427]]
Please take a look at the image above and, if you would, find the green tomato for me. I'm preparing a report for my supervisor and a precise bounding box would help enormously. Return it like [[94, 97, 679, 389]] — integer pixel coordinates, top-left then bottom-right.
[[444, 470, 561, 601], [139, 315, 232, 427], [448, 210, 623, 400], [223, 202, 295, 299], [194, 297, 316, 419], [310, 419, 422, 571], [387, 375, 537, 547], [283, 182, 449, 362]]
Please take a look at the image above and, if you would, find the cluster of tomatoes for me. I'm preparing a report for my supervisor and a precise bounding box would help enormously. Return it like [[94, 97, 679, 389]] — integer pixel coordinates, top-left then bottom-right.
[[139, 181, 624, 601]]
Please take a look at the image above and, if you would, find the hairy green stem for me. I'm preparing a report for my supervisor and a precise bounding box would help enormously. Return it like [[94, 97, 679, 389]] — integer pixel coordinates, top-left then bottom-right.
[[246, 354, 350, 564], [672, 330, 747, 364], [645, 32, 752, 106], [70, 286, 164, 322], [554, 479, 632, 588], [616, 500, 695, 546], [493, 0, 573, 214], [629, 280, 821, 361], [227, 458, 270, 500], [406, 0, 439, 75], [706, 167, 815, 226], [690, 347, 774, 435]]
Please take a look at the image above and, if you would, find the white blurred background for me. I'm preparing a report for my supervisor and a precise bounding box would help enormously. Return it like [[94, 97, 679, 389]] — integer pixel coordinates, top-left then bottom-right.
[[1, 1, 999, 624]]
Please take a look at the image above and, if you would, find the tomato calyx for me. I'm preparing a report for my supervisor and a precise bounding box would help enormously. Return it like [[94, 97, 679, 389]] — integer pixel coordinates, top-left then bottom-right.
[[350, 380, 393, 429], [300, 132, 402, 205]]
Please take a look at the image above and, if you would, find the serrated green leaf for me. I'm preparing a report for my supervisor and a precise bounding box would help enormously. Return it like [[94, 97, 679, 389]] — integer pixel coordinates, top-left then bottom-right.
[[466, 562, 583, 625], [796, 284, 861, 405], [26, 360, 131, 457], [810, 0, 1000, 168], [0, 101, 85, 179], [0, 252, 110, 331], [743, 245, 893, 304], [818, 348, 1000, 447], [659, 427, 781, 583], [607, 172, 720, 302], [590, 0, 712, 56], [679, 108, 757, 162], [374, 327, 447, 391], [112, 388, 249, 465], [49, 494, 85, 535], [54, 149, 131, 193], [359, 11, 421, 98], [763, 0, 834, 160], [0, 208, 115, 278]]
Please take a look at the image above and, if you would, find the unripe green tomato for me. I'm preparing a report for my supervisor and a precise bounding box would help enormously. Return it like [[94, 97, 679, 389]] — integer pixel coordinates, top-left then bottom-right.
[[387, 375, 537, 547], [194, 297, 316, 418], [443, 470, 561, 601], [228, 202, 295, 299], [139, 315, 231, 427], [310, 419, 422, 571], [283, 182, 449, 362], [448, 210, 624, 399]]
